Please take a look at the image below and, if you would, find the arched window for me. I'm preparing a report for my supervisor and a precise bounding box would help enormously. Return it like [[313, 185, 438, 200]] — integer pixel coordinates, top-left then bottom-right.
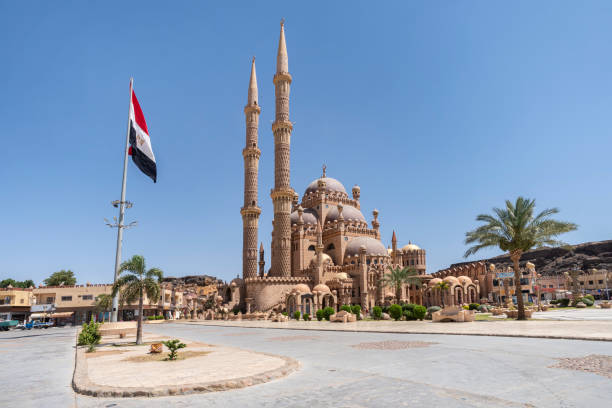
[[326, 243, 335, 250], [308, 245, 315, 251]]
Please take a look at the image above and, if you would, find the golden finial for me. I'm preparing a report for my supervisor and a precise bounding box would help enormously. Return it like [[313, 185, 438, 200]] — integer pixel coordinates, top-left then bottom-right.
[[280, 18, 285, 26], [322, 164, 326, 178]]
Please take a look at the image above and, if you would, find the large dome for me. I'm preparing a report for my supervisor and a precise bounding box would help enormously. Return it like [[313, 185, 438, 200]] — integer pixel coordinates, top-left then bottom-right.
[[304, 177, 347, 196], [325, 205, 366, 223], [290, 208, 318, 225], [345, 236, 388, 257]]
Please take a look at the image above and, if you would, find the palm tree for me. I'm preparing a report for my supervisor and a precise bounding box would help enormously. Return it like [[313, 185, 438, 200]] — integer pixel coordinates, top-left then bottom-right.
[[465, 197, 577, 320], [434, 281, 450, 308], [111, 255, 163, 344], [95, 294, 113, 322], [379, 266, 422, 303]]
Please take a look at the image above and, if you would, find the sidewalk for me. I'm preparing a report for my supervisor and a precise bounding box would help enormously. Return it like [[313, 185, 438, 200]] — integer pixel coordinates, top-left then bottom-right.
[[178, 318, 612, 341]]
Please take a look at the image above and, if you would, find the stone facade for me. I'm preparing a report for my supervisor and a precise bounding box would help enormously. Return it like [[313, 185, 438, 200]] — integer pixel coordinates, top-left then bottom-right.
[[238, 22, 428, 314]]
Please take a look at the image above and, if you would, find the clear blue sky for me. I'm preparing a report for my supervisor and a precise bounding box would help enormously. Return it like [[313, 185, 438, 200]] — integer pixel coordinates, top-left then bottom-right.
[[1, 1, 611, 285]]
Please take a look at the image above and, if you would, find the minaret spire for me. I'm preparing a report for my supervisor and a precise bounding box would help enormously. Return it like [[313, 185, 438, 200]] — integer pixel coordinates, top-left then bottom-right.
[[270, 20, 294, 277], [241, 57, 262, 279], [277, 19, 288, 74]]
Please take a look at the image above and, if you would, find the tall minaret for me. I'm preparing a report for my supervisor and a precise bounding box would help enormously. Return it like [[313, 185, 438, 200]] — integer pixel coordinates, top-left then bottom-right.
[[241, 57, 262, 279], [270, 20, 294, 277]]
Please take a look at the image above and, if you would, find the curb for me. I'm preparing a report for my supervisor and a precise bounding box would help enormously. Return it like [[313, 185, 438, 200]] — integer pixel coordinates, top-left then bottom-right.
[[72, 344, 299, 398], [174, 321, 612, 342]]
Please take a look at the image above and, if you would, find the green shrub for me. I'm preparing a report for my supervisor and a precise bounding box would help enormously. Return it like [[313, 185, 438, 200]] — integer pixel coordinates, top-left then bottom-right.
[[389, 304, 403, 321], [382, 306, 389, 314], [162, 339, 186, 360], [282, 311, 288, 316], [581, 297, 594, 306], [323, 307, 335, 321], [315, 309, 324, 321], [477, 305, 488, 312], [303, 313, 310, 321], [372, 306, 382, 320], [403, 310, 415, 320], [426, 306, 441, 319], [550, 299, 559, 305], [402, 303, 416, 312], [157, 315, 164, 320], [559, 298, 570, 307], [341, 305, 352, 313], [351, 305, 361, 317], [468, 303, 480, 310], [232, 305, 241, 315], [462, 305, 469, 310], [583, 294, 595, 302], [412, 305, 426, 320], [147, 316, 156, 320], [78, 317, 101, 352], [293, 311, 301, 320]]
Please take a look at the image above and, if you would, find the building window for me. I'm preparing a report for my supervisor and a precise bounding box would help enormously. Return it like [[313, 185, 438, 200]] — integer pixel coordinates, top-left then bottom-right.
[[20, 299, 24, 304], [46, 297, 54, 304], [599, 280, 604, 284], [589, 281, 594, 285], [308, 245, 315, 251], [82, 295, 93, 301], [549, 285, 553, 288], [61, 296, 72, 301], [327, 243, 335, 250]]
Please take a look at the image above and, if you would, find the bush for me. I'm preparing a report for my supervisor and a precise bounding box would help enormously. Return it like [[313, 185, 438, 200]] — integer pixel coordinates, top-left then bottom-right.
[[550, 299, 559, 305], [403, 310, 414, 320], [382, 306, 389, 314], [389, 304, 403, 321], [583, 294, 595, 302], [162, 339, 186, 360], [462, 305, 469, 310], [293, 311, 301, 320], [477, 305, 489, 313], [282, 311, 288, 316], [468, 303, 480, 310], [581, 297, 594, 306], [323, 307, 335, 321], [558, 298, 570, 307], [402, 303, 416, 312], [232, 305, 241, 315], [412, 305, 427, 320], [351, 305, 361, 317], [315, 309, 324, 321], [303, 313, 310, 321], [340, 305, 352, 313], [78, 317, 101, 352], [372, 306, 382, 320], [426, 306, 441, 319], [147, 315, 164, 320]]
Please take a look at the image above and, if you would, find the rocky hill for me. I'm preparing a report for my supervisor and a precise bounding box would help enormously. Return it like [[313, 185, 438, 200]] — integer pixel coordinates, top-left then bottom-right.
[[450, 240, 612, 275], [162, 275, 223, 286]]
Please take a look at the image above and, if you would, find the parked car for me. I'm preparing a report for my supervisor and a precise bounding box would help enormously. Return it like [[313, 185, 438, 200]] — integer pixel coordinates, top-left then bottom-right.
[[0, 320, 19, 331], [24, 320, 53, 329]]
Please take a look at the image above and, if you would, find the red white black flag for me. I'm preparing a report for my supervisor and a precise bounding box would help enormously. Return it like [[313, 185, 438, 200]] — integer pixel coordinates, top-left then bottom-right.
[[128, 88, 157, 182]]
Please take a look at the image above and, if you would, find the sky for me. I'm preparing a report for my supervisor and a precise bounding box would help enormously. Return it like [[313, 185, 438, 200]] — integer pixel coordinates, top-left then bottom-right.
[[1, 1, 611, 285]]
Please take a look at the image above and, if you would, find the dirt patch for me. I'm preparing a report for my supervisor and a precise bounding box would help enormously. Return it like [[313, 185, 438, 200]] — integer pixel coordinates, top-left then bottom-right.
[[267, 335, 320, 342], [186, 341, 215, 347], [123, 350, 211, 362], [86, 350, 127, 359], [550, 354, 612, 379], [351, 340, 437, 350]]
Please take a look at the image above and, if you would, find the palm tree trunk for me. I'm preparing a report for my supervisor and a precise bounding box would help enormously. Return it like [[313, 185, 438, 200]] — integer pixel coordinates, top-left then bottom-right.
[[137, 286, 144, 345], [510, 250, 526, 320], [396, 284, 401, 304]]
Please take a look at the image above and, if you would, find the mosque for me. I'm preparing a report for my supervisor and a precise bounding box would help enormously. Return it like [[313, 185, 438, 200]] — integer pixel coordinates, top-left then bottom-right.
[[234, 22, 428, 315]]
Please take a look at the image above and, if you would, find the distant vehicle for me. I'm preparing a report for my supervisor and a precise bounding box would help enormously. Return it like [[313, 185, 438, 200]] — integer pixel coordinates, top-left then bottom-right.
[[0, 320, 19, 331], [23, 320, 53, 330]]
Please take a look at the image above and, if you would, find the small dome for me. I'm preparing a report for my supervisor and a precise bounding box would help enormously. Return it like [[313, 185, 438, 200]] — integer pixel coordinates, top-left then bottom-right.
[[304, 177, 347, 196], [325, 205, 366, 223], [387, 247, 393, 255], [321, 253, 333, 265], [443, 276, 459, 285], [290, 208, 318, 225], [292, 283, 311, 294], [429, 278, 442, 287], [401, 242, 421, 251], [313, 284, 331, 293], [457, 276, 472, 285], [334, 272, 349, 280], [345, 236, 388, 257]]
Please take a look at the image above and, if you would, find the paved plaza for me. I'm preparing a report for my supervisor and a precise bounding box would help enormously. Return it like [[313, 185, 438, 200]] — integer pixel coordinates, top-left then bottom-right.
[[1, 322, 612, 407]]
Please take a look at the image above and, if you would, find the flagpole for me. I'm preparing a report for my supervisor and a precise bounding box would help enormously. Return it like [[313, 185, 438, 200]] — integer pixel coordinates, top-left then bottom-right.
[[111, 77, 134, 322]]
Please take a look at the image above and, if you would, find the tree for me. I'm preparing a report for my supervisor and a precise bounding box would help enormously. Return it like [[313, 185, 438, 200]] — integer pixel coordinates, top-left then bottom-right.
[[0, 279, 35, 288], [434, 281, 450, 308], [95, 294, 113, 322], [464, 197, 577, 320], [111, 255, 163, 344], [379, 266, 422, 303], [44, 270, 76, 286]]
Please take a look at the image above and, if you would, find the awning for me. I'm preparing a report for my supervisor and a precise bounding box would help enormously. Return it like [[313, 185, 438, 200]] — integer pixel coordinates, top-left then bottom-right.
[[30, 313, 48, 319], [51, 312, 74, 318]]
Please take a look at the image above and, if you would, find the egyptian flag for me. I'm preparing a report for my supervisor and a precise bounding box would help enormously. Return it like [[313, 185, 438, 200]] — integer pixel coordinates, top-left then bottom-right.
[[129, 88, 157, 182]]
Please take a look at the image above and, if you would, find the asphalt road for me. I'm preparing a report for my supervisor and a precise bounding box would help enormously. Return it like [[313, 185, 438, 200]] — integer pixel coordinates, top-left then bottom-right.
[[1, 323, 611, 407]]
